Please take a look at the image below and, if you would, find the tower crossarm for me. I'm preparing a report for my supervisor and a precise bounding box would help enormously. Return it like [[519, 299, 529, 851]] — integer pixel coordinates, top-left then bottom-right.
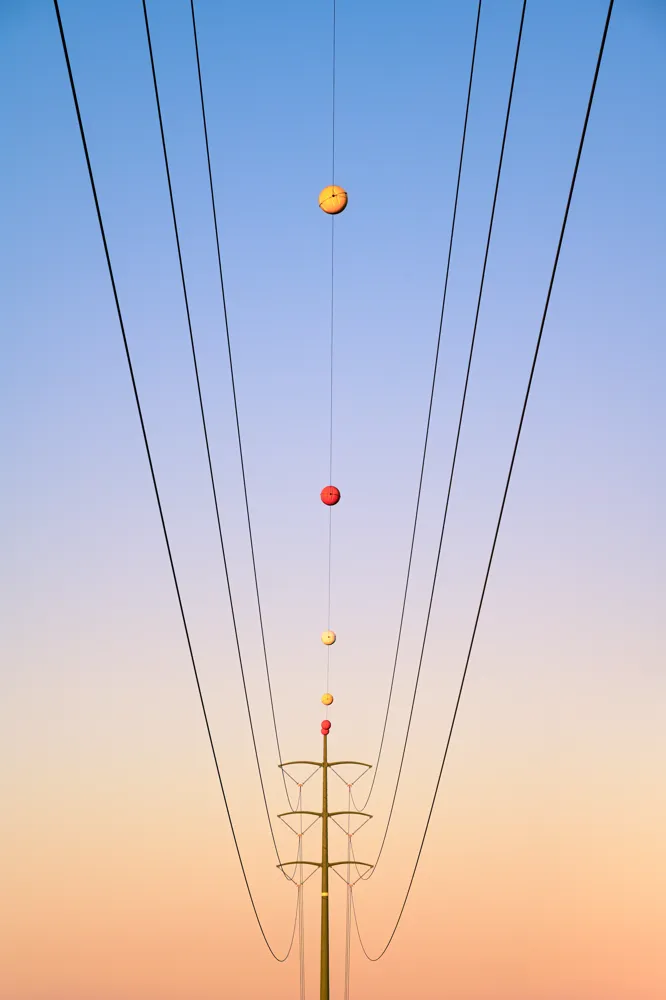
[[326, 761, 372, 769], [277, 810, 322, 819], [328, 861, 373, 870], [279, 760, 323, 768], [328, 810, 372, 819]]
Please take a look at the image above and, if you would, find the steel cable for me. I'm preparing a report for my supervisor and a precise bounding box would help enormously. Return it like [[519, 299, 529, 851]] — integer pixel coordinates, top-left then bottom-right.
[[354, 0, 483, 813], [325, 0, 338, 702], [353, 0, 615, 957], [344, 786, 353, 1000], [356, 0, 527, 869], [188, 0, 297, 811], [53, 0, 297, 961], [141, 0, 291, 862]]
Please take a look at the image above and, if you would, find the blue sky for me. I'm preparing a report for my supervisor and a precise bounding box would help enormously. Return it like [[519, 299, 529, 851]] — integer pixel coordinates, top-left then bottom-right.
[[1, 2, 665, 997]]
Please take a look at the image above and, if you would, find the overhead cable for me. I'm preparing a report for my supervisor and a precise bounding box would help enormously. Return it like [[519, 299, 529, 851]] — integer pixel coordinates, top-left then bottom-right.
[[353, 0, 615, 957], [53, 0, 297, 961], [187, 0, 295, 809], [326, 0, 338, 700], [354, 0, 483, 814], [141, 0, 291, 858], [357, 0, 527, 868]]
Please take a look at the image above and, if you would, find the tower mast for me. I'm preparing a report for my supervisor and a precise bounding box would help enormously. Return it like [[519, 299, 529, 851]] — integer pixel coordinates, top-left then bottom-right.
[[320, 732, 330, 1000], [278, 718, 373, 998]]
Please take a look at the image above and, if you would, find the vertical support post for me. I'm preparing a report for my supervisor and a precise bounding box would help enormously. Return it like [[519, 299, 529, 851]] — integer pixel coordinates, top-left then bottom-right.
[[278, 740, 371, 996], [320, 732, 329, 1000]]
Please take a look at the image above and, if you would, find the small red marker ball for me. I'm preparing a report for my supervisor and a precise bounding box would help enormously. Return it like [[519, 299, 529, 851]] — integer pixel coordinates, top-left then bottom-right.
[[320, 485, 341, 506], [322, 720, 331, 730]]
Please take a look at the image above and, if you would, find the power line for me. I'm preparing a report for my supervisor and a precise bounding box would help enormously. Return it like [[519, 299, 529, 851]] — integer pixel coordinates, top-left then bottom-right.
[[344, 785, 353, 1000], [354, 0, 483, 814], [326, 0, 337, 700], [297, 788, 306, 1000], [52, 0, 297, 962], [353, 0, 615, 958], [356, 0, 527, 870], [140, 0, 291, 860], [187, 0, 295, 810], [331, 0, 337, 191]]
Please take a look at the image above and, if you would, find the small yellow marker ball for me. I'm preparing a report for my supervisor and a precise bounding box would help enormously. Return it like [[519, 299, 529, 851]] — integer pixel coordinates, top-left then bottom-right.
[[321, 693, 334, 706], [318, 185, 348, 215], [321, 630, 336, 646]]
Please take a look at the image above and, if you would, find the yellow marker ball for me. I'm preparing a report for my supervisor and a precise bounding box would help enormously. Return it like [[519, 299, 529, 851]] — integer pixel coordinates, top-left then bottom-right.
[[318, 185, 348, 215], [321, 693, 334, 706], [321, 630, 336, 646]]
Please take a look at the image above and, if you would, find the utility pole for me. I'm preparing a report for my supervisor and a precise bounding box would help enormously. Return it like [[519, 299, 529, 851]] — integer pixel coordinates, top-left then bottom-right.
[[278, 723, 373, 1000], [321, 730, 330, 999]]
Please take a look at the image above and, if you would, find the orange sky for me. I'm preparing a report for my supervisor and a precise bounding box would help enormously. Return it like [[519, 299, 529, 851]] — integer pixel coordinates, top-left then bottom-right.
[[2, 1, 665, 997]]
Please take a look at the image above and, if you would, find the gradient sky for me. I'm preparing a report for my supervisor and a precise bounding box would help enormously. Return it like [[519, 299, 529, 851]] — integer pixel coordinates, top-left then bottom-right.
[[1, 1, 665, 998]]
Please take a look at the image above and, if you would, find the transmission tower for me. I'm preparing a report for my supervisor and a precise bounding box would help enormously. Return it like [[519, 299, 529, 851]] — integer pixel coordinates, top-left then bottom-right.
[[278, 720, 373, 1000]]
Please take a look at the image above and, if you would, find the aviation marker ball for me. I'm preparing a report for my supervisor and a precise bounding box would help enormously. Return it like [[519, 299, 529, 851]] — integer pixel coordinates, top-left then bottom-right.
[[321, 485, 341, 506], [318, 185, 348, 215]]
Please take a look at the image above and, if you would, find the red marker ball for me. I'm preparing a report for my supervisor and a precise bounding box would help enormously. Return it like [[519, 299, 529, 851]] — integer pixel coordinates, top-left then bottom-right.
[[322, 720, 331, 730], [321, 485, 341, 506]]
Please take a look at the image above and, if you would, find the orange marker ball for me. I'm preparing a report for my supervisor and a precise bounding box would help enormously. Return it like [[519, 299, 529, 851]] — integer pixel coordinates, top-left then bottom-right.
[[318, 185, 348, 215]]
